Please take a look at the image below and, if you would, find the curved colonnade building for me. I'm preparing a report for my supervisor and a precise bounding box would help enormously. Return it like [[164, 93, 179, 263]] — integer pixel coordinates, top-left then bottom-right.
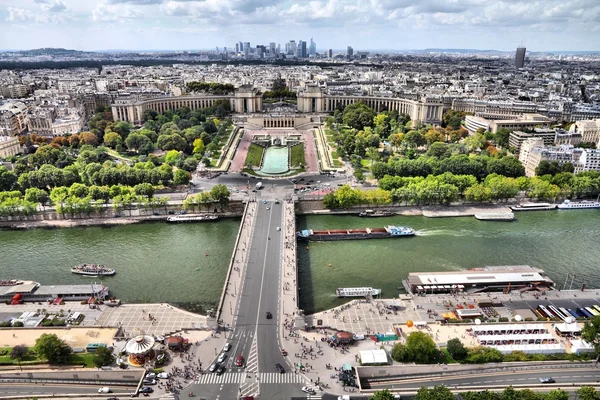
[[111, 85, 444, 126]]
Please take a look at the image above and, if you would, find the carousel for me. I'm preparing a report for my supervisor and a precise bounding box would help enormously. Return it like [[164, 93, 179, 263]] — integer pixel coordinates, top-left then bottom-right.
[[125, 329, 156, 367]]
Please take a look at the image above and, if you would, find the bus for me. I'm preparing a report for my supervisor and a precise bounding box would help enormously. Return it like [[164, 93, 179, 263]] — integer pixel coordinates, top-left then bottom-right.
[[548, 305, 568, 321], [86, 342, 107, 353], [537, 305, 554, 319], [567, 309, 581, 319], [559, 307, 572, 320], [579, 308, 593, 318], [593, 305, 600, 314], [585, 307, 600, 317]]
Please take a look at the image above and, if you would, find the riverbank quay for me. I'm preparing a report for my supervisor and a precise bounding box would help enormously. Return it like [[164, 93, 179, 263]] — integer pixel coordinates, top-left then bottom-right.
[[295, 200, 516, 218], [0, 209, 244, 230]]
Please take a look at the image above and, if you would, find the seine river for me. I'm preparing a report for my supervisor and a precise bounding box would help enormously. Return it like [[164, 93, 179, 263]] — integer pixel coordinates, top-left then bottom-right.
[[0, 220, 240, 312], [1, 210, 599, 315]]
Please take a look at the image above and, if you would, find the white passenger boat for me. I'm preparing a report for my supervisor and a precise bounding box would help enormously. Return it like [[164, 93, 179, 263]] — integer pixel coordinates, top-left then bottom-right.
[[510, 203, 557, 211], [557, 199, 600, 210], [71, 264, 116, 276], [336, 287, 381, 298]]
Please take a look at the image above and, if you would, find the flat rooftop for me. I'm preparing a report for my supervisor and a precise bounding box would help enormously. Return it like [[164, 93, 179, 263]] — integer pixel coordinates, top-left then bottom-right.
[[407, 266, 554, 286]]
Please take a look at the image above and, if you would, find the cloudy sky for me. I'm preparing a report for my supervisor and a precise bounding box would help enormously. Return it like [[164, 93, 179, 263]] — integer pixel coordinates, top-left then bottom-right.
[[0, 0, 598, 52]]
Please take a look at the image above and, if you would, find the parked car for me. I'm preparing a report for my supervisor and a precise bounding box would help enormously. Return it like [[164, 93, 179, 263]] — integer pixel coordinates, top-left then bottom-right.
[[145, 373, 156, 379], [217, 353, 227, 363], [139, 387, 154, 393], [223, 342, 231, 352], [209, 363, 218, 372], [217, 365, 225, 375], [156, 372, 169, 379], [142, 379, 156, 385]]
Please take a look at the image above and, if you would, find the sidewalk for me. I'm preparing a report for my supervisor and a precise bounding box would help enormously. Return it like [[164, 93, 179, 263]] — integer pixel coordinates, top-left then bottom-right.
[[218, 201, 257, 329]]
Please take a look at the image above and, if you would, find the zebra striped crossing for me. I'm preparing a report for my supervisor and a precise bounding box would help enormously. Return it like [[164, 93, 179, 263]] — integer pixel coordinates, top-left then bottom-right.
[[195, 371, 309, 385], [259, 372, 309, 384], [306, 395, 322, 400]]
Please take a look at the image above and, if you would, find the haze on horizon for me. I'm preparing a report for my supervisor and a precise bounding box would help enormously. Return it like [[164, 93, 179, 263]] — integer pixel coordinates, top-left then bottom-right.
[[0, 0, 598, 52]]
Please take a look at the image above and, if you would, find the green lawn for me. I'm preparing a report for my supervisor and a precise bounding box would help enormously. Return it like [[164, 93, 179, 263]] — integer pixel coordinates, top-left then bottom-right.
[[0, 347, 97, 367], [290, 144, 305, 167], [331, 150, 340, 159], [244, 143, 265, 167], [440, 348, 458, 364], [68, 353, 96, 367], [333, 160, 343, 167]]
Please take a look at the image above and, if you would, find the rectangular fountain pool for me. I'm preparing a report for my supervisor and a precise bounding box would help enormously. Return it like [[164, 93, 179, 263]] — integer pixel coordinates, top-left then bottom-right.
[[259, 146, 289, 175]]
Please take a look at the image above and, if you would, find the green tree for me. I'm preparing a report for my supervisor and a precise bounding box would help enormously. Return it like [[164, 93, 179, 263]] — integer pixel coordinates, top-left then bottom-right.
[[581, 315, 600, 354], [92, 346, 115, 368], [34, 333, 72, 364], [165, 150, 183, 165], [414, 386, 455, 400], [446, 338, 468, 361], [544, 390, 569, 400], [392, 331, 440, 363], [333, 185, 361, 209], [10, 345, 29, 370], [404, 130, 426, 149], [427, 142, 449, 158], [576, 386, 599, 400], [157, 134, 187, 151], [125, 133, 154, 154], [79, 132, 99, 147], [342, 102, 376, 131], [68, 182, 89, 198], [103, 131, 122, 149], [0, 166, 17, 191], [425, 129, 445, 145], [133, 183, 155, 199], [173, 169, 191, 185], [193, 138, 205, 155], [370, 389, 396, 400], [210, 184, 231, 209], [24, 188, 49, 209]]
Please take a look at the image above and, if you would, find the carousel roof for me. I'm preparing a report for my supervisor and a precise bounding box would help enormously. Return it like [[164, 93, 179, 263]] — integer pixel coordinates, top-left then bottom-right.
[[125, 334, 155, 354]]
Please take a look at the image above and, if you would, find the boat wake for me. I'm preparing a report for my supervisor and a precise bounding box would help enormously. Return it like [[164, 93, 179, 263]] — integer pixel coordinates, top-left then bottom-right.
[[415, 229, 471, 237]]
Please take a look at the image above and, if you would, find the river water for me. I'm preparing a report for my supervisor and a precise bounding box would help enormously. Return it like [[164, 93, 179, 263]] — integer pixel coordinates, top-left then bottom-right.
[[296, 210, 600, 314], [1, 211, 599, 315], [0, 220, 240, 312]]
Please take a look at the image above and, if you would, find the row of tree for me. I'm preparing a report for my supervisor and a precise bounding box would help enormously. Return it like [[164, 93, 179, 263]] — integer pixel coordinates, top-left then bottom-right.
[[372, 386, 596, 400], [186, 81, 235, 95], [183, 185, 232, 210], [322, 185, 392, 209]]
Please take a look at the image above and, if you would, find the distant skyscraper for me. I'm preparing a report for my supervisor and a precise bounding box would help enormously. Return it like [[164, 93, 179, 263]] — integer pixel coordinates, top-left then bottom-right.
[[239, 41, 244, 52], [275, 43, 280, 55], [309, 38, 316, 56], [347, 46, 354, 58], [269, 42, 276, 54], [515, 47, 526, 68], [300, 41, 307, 58], [327, 49, 333, 58], [287, 40, 296, 55], [235, 43, 239, 53]]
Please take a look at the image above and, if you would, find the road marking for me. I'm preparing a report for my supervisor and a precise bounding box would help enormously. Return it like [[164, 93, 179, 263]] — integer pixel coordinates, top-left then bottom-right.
[[259, 372, 309, 384]]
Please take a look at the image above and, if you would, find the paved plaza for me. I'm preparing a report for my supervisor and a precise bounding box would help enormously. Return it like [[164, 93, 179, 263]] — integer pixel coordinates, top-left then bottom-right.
[[96, 303, 209, 337]]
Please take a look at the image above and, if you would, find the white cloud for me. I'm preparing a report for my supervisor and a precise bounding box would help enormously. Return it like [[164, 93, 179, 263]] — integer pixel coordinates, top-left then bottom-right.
[[34, 0, 68, 13], [91, 0, 144, 22], [6, 6, 69, 23]]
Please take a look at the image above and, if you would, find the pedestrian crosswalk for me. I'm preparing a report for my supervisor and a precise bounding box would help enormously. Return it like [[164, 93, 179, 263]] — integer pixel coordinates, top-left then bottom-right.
[[259, 372, 308, 384], [306, 395, 322, 400], [195, 371, 309, 385]]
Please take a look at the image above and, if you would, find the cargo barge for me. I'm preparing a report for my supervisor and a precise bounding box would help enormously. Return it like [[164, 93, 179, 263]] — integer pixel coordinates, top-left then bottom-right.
[[358, 209, 395, 217], [0, 281, 110, 303], [296, 225, 415, 241]]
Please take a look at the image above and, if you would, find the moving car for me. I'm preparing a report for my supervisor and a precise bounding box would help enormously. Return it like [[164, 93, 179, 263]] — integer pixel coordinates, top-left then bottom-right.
[[281, 349, 288, 356], [223, 343, 231, 352], [139, 387, 154, 393], [275, 363, 285, 373], [98, 387, 112, 393], [209, 363, 218, 372], [217, 365, 225, 375], [539, 377, 555, 383], [266, 311, 272, 319], [235, 355, 245, 367], [217, 353, 227, 363]]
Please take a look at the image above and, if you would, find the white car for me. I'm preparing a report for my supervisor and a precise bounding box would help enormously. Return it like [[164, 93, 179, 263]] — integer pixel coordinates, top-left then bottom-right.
[[209, 363, 218, 372], [302, 386, 316, 394], [157, 372, 169, 379], [217, 353, 227, 363], [145, 373, 156, 379], [142, 378, 157, 385], [98, 387, 111, 393], [223, 343, 231, 352], [276, 227, 281, 231]]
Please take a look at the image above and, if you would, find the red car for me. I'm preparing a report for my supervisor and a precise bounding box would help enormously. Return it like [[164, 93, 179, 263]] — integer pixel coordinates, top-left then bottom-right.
[[235, 355, 244, 367], [281, 349, 288, 356]]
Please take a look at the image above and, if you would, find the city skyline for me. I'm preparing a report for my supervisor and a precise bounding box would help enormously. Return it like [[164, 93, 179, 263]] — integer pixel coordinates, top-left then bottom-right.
[[0, 0, 599, 52]]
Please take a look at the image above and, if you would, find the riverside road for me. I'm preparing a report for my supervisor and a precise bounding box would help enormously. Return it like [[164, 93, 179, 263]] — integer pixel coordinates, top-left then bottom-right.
[[182, 199, 311, 400]]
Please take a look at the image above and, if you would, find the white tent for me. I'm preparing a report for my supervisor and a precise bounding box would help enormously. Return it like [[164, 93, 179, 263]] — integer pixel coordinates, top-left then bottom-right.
[[359, 349, 389, 365], [491, 343, 564, 355], [570, 339, 594, 354]]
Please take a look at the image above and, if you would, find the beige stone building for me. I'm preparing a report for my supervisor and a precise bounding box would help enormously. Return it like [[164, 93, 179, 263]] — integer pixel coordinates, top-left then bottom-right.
[[0, 136, 21, 158], [519, 139, 582, 177], [0, 101, 28, 137], [571, 119, 600, 144]]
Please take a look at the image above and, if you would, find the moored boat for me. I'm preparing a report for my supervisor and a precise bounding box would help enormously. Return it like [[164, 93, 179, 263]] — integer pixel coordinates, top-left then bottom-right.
[[557, 199, 600, 210], [0, 280, 24, 286], [358, 209, 395, 217], [475, 212, 515, 221], [510, 203, 557, 211], [71, 264, 116, 276], [336, 287, 381, 298], [296, 225, 415, 241], [166, 215, 219, 223]]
